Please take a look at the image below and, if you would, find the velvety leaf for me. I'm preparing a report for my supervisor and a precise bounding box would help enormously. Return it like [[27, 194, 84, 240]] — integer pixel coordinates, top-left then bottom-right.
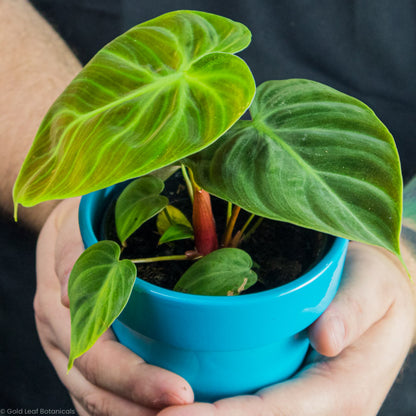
[[159, 224, 194, 245], [156, 205, 193, 235], [13, 10, 255, 212], [187, 79, 403, 255], [174, 248, 257, 295], [149, 165, 180, 182], [115, 176, 168, 244], [67, 241, 136, 370]]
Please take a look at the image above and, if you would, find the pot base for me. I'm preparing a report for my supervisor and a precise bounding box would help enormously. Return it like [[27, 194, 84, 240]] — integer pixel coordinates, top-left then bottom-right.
[[113, 319, 309, 402]]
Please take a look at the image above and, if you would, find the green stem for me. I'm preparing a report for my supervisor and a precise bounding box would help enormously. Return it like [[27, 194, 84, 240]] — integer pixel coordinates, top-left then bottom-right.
[[226, 202, 233, 226], [181, 164, 194, 203], [240, 213, 255, 236], [131, 254, 190, 264], [222, 205, 241, 247], [243, 217, 264, 242]]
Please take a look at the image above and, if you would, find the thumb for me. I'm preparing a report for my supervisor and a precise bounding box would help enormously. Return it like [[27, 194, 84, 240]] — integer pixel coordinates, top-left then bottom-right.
[[53, 198, 84, 308]]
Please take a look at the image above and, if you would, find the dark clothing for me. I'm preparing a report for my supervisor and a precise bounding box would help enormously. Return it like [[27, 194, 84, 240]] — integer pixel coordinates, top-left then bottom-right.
[[1, 1, 415, 412]]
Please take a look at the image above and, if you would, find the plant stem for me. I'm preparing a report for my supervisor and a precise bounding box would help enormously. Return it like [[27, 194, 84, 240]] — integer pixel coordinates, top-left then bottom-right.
[[243, 217, 264, 242], [226, 202, 233, 226], [230, 230, 242, 248], [240, 213, 255, 235], [193, 187, 219, 255], [131, 254, 190, 264], [230, 214, 256, 248], [181, 164, 194, 203], [222, 205, 241, 247]]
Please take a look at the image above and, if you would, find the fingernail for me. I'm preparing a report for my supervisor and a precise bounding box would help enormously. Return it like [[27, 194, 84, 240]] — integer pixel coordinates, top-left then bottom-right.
[[152, 392, 189, 407], [328, 315, 345, 353]]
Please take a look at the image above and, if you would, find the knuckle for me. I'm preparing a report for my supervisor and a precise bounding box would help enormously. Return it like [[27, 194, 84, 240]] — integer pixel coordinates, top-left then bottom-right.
[[83, 392, 112, 416], [77, 351, 99, 386], [55, 244, 76, 281], [339, 292, 363, 341], [33, 292, 49, 327]]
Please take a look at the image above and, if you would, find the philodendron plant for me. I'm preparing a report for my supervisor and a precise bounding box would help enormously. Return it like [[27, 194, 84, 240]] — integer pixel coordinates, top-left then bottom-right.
[[13, 11, 404, 370]]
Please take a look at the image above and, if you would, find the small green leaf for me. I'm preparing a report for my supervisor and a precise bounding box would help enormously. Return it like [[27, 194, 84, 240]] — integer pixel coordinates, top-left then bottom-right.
[[174, 248, 257, 296], [115, 176, 168, 244], [159, 224, 194, 245], [68, 241, 136, 371], [156, 205, 193, 235]]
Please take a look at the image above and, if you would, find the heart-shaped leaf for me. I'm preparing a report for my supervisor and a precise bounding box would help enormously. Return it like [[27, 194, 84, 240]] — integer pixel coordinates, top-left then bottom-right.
[[187, 79, 403, 255], [13, 11, 255, 214], [115, 176, 168, 244], [67, 241, 136, 370], [174, 248, 257, 295], [157, 205, 193, 244]]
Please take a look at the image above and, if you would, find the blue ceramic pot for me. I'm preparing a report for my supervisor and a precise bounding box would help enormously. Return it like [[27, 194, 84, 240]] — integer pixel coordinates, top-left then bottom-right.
[[79, 183, 348, 402]]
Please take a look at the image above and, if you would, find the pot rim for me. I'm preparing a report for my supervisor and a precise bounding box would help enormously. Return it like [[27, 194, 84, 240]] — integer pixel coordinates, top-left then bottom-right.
[[79, 186, 349, 307]]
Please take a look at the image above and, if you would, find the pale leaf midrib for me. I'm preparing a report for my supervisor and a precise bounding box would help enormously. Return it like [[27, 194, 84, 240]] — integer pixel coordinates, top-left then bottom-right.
[[253, 118, 389, 248], [68, 72, 183, 124]]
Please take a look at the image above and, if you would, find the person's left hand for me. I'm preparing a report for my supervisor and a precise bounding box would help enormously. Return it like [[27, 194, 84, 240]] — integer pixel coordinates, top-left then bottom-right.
[[35, 198, 194, 415], [157, 242, 416, 416]]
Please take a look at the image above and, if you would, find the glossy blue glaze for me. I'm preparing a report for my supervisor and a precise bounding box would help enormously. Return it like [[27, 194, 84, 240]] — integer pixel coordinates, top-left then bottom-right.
[[79, 183, 348, 402]]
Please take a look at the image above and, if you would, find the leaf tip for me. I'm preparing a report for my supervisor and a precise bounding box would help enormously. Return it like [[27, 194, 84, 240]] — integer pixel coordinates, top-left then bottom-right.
[[13, 203, 18, 222], [67, 357, 74, 374], [12, 185, 20, 222]]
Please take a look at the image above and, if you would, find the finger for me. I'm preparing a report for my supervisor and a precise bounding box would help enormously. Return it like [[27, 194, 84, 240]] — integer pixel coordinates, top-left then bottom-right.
[[70, 396, 89, 416], [157, 296, 414, 416], [46, 343, 158, 416], [309, 242, 406, 356], [53, 198, 84, 307], [75, 338, 194, 408]]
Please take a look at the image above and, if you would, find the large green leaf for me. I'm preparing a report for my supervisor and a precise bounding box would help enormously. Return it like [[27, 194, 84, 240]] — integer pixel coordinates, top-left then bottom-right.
[[13, 11, 255, 212], [67, 241, 136, 371], [174, 248, 257, 295], [115, 176, 168, 244], [187, 79, 403, 255]]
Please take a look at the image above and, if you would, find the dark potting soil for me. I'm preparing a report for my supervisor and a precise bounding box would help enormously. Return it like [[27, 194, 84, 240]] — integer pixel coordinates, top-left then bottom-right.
[[103, 175, 330, 294]]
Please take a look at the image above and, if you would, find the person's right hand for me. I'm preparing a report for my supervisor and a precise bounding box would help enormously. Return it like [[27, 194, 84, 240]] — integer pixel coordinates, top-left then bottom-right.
[[34, 198, 194, 415]]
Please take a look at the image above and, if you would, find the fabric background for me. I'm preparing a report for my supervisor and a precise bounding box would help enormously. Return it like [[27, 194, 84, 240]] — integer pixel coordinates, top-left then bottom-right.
[[1, 0, 415, 413]]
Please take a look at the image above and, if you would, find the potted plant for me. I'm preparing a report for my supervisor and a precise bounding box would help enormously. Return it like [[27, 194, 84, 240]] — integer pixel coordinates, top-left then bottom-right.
[[13, 10, 404, 402]]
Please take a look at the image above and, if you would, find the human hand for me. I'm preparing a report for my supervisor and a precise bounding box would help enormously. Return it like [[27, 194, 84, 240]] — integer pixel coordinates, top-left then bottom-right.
[[34, 199, 194, 415], [157, 241, 416, 416]]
